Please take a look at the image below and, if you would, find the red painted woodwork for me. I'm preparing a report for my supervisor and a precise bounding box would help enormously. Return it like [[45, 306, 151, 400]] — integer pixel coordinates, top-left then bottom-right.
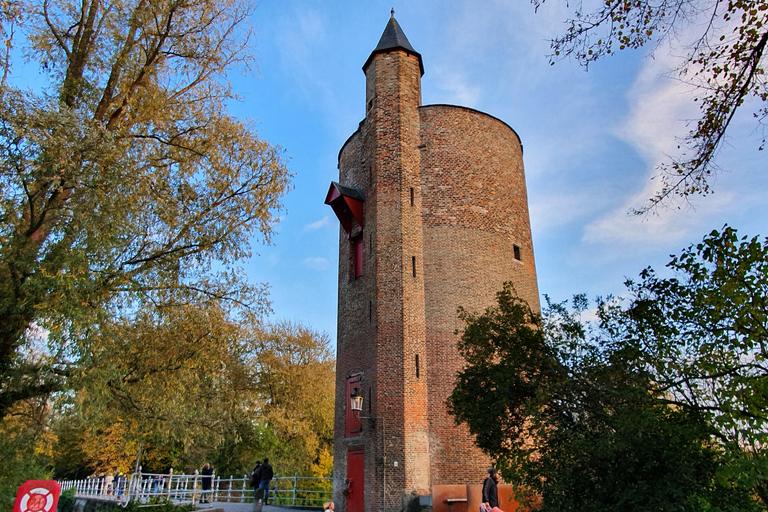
[[345, 375, 362, 438], [325, 183, 364, 236], [346, 449, 365, 512]]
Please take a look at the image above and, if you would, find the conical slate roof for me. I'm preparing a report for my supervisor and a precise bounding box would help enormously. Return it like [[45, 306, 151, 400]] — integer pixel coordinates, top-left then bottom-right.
[[363, 13, 424, 76]]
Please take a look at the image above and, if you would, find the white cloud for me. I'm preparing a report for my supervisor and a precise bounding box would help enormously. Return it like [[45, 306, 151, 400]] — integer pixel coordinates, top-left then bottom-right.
[[304, 215, 330, 231], [430, 65, 482, 107], [271, 7, 327, 67], [530, 190, 604, 233], [617, 50, 699, 163], [303, 257, 329, 270], [581, 39, 715, 250]]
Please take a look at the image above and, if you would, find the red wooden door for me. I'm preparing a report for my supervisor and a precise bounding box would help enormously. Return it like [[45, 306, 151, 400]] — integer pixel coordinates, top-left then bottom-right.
[[346, 449, 365, 512]]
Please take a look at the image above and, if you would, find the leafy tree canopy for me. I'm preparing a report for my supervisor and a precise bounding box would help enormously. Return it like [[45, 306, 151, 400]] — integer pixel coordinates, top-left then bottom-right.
[[0, 315, 335, 504], [535, 0, 768, 211], [449, 226, 768, 511], [0, 0, 291, 415]]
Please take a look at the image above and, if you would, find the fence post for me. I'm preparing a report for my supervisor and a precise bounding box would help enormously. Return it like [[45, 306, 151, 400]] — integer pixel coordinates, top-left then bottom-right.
[[293, 472, 298, 506], [130, 465, 142, 502], [227, 476, 232, 502], [241, 474, 247, 503], [274, 473, 279, 505], [192, 469, 199, 505], [166, 469, 173, 501]]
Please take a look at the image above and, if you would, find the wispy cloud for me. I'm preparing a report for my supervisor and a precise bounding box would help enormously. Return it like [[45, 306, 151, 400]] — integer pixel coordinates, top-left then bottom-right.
[[530, 190, 604, 233], [580, 40, 714, 250], [430, 65, 482, 107], [304, 215, 330, 231], [303, 257, 329, 271]]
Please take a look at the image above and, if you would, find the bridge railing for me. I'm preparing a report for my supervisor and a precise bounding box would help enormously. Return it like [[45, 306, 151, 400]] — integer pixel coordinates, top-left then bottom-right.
[[58, 468, 333, 507]]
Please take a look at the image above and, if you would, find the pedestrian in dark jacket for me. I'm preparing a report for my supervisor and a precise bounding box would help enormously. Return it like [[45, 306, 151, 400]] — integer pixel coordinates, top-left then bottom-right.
[[251, 461, 262, 512], [482, 468, 500, 509], [257, 458, 274, 504], [251, 461, 262, 487], [201, 463, 213, 503]]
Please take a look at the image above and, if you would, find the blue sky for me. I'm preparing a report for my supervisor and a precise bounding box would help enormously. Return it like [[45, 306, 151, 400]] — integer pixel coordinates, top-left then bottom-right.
[[224, 1, 768, 341]]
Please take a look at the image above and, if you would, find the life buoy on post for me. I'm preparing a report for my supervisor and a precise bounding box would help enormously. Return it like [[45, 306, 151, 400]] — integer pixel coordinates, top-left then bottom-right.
[[13, 481, 61, 512]]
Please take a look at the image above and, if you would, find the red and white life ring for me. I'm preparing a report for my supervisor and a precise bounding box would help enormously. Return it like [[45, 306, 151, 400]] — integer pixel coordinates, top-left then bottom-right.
[[14, 481, 61, 512], [18, 487, 55, 512]]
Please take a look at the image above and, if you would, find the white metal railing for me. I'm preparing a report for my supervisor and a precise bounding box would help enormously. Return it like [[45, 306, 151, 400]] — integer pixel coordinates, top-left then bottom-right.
[[58, 468, 332, 507]]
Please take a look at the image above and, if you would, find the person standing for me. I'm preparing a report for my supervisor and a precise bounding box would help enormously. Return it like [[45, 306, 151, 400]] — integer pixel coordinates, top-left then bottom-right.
[[115, 471, 125, 500], [482, 468, 500, 510], [201, 463, 214, 503], [257, 458, 274, 505], [104, 472, 114, 496]]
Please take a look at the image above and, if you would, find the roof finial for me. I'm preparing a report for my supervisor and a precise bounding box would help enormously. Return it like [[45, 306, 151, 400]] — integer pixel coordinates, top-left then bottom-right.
[[391, 8, 395, 18]]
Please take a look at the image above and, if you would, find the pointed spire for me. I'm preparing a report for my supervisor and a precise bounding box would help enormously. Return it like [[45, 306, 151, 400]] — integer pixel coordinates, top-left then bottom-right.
[[363, 13, 424, 76]]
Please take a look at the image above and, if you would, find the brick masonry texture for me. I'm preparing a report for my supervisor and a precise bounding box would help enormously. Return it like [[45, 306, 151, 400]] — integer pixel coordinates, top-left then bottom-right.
[[332, 40, 539, 512]]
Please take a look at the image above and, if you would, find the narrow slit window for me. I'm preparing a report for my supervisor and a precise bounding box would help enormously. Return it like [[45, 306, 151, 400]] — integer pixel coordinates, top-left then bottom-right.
[[369, 300, 372, 322], [410, 187, 414, 207], [513, 244, 521, 261], [354, 238, 364, 279], [412, 256, 416, 277], [415, 354, 420, 378]]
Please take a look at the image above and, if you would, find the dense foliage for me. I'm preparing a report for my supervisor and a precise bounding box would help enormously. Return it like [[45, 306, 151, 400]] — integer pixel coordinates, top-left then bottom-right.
[[0, 0, 340, 505], [0, 0, 291, 417], [535, 0, 768, 211], [1, 319, 335, 509], [449, 226, 768, 511]]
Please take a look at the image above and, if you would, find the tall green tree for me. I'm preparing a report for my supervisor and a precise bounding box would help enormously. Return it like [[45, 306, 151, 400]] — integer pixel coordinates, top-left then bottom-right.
[[63, 303, 248, 472], [44, 317, 336, 480], [0, 0, 291, 415], [242, 320, 335, 476], [535, 0, 768, 211], [449, 226, 768, 511]]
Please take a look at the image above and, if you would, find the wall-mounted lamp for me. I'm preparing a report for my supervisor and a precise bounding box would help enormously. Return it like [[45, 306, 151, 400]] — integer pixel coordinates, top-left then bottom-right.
[[350, 388, 364, 415]]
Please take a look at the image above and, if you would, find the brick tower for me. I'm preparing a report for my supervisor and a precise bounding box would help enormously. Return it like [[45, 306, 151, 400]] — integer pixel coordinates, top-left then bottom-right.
[[326, 13, 539, 512]]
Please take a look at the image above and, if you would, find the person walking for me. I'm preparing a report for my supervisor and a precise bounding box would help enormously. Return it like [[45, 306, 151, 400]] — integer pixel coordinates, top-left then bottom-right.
[[251, 460, 262, 512], [257, 458, 274, 505], [482, 468, 500, 511]]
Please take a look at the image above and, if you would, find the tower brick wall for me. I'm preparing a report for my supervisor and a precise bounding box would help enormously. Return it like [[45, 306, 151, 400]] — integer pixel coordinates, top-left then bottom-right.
[[419, 104, 539, 486], [330, 15, 539, 512]]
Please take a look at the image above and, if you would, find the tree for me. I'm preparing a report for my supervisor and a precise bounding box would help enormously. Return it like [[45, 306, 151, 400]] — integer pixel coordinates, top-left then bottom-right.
[[0, 398, 55, 510], [59, 302, 248, 473], [0, 0, 291, 415], [448, 225, 768, 510], [243, 320, 336, 475], [600, 225, 768, 500], [43, 317, 336, 480], [535, 0, 768, 211]]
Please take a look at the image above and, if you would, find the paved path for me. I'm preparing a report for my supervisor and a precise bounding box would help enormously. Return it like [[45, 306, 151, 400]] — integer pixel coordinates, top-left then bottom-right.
[[195, 504, 318, 512]]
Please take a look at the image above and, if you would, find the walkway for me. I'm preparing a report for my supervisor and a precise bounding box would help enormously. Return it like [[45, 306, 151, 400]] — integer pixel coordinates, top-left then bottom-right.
[[197, 504, 318, 512]]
